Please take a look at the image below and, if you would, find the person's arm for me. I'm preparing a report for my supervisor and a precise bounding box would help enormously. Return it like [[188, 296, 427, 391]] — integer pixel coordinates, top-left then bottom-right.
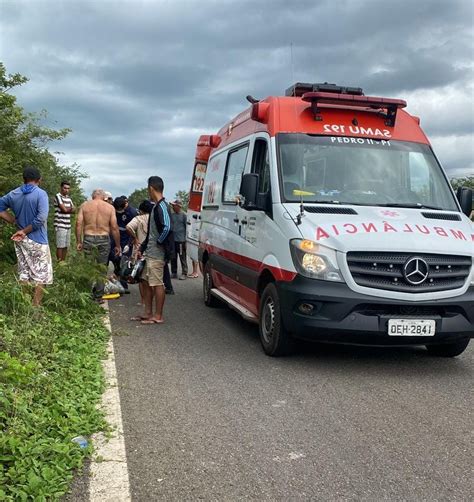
[[76, 204, 84, 250], [126, 218, 140, 247], [110, 208, 121, 256], [0, 193, 15, 225], [155, 201, 171, 244]]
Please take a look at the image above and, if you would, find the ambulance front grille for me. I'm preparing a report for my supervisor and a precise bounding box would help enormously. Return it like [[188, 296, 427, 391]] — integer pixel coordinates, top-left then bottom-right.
[[346, 252, 472, 293]]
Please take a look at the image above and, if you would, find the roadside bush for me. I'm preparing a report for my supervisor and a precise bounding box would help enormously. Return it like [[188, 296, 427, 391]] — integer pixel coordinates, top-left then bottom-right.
[[0, 255, 110, 501]]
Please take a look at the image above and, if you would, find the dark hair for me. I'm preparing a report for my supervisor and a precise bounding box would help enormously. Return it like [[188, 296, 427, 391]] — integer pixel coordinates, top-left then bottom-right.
[[23, 165, 41, 182], [113, 196, 127, 211], [138, 200, 153, 214], [148, 176, 164, 193], [61, 181, 71, 187]]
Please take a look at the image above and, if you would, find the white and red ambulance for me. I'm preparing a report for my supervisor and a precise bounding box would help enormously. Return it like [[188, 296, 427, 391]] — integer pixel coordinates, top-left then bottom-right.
[[189, 82, 473, 357]]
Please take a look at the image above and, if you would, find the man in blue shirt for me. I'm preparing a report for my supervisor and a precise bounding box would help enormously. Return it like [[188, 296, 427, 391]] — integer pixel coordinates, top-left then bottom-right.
[[0, 166, 53, 305]]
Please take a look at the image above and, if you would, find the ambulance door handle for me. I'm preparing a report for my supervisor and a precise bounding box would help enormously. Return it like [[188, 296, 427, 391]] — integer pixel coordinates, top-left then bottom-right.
[[187, 222, 191, 225], [233, 217, 239, 223], [192, 214, 198, 219], [241, 219, 248, 225]]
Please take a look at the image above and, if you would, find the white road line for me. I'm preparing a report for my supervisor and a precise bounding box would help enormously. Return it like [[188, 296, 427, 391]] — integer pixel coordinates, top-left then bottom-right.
[[89, 303, 131, 502]]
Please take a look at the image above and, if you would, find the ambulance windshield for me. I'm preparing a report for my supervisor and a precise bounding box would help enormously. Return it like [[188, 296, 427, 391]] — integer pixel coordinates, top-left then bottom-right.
[[278, 134, 458, 211]]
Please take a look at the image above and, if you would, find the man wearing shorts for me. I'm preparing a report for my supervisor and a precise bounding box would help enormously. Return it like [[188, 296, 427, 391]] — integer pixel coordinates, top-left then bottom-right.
[[76, 188, 120, 300], [138, 176, 173, 324], [0, 166, 53, 306], [53, 180, 75, 261]]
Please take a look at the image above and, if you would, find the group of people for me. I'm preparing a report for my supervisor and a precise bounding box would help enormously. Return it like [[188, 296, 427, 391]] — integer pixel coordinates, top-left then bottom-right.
[[0, 166, 197, 322]]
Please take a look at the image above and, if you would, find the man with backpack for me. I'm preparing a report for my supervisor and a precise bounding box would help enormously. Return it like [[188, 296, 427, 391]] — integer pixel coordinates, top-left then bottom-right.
[[138, 176, 173, 325]]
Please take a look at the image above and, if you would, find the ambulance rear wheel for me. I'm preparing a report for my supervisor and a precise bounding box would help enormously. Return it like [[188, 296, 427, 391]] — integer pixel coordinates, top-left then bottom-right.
[[203, 261, 219, 307], [426, 338, 470, 357], [259, 283, 294, 357]]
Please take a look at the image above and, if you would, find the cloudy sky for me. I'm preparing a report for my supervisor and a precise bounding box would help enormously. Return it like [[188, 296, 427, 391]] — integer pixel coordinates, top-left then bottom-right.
[[0, 0, 472, 199]]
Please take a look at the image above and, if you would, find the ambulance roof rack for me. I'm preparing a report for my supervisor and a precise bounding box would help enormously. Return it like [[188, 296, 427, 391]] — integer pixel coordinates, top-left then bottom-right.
[[302, 91, 407, 127], [285, 82, 364, 98]]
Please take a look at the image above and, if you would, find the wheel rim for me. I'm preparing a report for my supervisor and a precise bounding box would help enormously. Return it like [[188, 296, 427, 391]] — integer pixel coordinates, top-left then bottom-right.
[[261, 297, 275, 344]]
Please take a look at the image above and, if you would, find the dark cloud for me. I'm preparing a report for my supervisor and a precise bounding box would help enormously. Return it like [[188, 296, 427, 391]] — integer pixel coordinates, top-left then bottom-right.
[[1, 0, 472, 199]]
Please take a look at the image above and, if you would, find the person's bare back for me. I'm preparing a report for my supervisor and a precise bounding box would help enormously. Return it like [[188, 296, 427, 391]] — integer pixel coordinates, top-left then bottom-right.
[[80, 199, 115, 236], [76, 189, 120, 253]]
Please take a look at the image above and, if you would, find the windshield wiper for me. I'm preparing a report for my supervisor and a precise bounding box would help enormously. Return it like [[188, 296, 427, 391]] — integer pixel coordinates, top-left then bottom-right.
[[376, 203, 446, 210]]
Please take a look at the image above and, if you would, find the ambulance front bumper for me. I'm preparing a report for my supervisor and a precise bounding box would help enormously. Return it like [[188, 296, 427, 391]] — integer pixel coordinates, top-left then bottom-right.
[[277, 277, 474, 345]]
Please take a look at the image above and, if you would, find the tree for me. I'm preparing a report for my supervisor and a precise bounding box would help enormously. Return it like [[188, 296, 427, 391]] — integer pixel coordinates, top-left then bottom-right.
[[0, 61, 85, 263], [128, 187, 149, 209], [450, 176, 474, 191], [174, 190, 190, 211]]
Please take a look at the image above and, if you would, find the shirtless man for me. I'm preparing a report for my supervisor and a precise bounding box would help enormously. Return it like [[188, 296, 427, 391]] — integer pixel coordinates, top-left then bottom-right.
[[76, 188, 120, 299]]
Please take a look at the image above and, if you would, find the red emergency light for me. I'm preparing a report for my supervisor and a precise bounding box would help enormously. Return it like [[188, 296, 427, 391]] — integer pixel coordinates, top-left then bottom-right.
[[302, 91, 407, 127], [251, 102, 270, 123], [197, 135, 222, 148]]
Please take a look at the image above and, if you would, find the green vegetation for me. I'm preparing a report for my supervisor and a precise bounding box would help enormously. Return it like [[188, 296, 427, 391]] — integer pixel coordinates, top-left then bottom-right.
[[128, 187, 190, 211], [0, 62, 110, 500], [0, 255, 110, 500]]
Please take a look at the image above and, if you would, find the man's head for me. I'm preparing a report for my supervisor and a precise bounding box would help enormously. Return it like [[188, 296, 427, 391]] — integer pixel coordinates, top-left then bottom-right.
[[172, 199, 183, 212], [138, 200, 154, 214], [60, 181, 71, 196], [120, 195, 129, 208], [23, 166, 41, 185], [113, 196, 127, 212], [147, 176, 164, 202], [104, 191, 113, 204], [92, 188, 106, 200]]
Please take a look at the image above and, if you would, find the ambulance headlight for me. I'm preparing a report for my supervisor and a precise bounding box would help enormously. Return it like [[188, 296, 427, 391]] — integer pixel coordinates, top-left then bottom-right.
[[290, 239, 343, 282]]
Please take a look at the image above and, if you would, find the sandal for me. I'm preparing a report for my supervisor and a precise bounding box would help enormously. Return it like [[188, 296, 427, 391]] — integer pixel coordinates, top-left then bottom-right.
[[187, 273, 199, 278], [140, 318, 164, 325]]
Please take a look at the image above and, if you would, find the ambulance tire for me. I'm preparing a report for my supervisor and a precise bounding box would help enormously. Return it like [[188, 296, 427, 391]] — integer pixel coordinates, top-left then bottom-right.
[[425, 338, 470, 357], [203, 261, 220, 308], [259, 283, 294, 357]]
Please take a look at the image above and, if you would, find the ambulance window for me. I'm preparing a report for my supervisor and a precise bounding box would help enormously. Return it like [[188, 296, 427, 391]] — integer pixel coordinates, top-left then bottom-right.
[[251, 139, 271, 194], [223, 144, 249, 203]]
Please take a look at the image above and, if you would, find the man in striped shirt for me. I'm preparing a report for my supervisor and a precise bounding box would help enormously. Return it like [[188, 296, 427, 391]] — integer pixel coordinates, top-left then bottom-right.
[[54, 181, 75, 261]]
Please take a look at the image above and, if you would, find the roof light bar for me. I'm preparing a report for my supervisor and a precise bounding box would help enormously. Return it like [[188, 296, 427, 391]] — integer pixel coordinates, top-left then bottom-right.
[[302, 91, 407, 127], [286, 82, 364, 98]]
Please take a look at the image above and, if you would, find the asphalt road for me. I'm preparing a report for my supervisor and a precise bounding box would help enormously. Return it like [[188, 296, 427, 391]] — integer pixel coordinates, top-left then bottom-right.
[[109, 277, 474, 501]]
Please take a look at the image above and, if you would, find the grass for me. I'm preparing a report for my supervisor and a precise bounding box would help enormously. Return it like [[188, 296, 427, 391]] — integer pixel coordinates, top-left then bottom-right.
[[0, 247, 111, 501]]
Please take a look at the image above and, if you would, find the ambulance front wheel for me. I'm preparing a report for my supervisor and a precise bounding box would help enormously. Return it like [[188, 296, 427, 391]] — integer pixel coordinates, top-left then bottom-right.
[[203, 261, 220, 307], [426, 338, 470, 357], [259, 283, 294, 357]]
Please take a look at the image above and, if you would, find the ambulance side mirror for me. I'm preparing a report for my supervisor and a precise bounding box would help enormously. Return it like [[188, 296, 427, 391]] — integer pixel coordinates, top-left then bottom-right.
[[240, 173, 259, 210], [456, 187, 473, 217]]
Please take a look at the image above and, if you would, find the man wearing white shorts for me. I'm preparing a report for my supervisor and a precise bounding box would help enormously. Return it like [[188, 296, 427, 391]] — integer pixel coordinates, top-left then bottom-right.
[[0, 166, 53, 306], [54, 181, 75, 261]]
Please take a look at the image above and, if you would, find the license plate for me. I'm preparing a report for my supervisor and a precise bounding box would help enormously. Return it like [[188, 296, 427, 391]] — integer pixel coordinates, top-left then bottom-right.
[[388, 319, 436, 336]]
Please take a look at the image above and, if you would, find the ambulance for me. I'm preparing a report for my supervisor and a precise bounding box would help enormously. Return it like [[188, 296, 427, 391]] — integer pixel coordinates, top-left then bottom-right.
[[188, 83, 473, 357]]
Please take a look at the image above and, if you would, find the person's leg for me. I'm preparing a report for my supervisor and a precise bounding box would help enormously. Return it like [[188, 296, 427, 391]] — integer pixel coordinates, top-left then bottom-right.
[[152, 285, 165, 321], [171, 253, 178, 277], [33, 284, 45, 306], [179, 242, 188, 276], [164, 262, 174, 292], [142, 281, 153, 319]]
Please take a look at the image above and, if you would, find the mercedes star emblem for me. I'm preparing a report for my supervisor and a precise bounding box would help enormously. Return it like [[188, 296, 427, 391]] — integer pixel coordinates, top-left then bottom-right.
[[403, 257, 430, 285]]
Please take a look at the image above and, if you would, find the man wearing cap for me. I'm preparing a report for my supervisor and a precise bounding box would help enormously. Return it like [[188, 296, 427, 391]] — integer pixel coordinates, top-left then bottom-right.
[[0, 166, 53, 305], [170, 199, 188, 280], [104, 191, 113, 204]]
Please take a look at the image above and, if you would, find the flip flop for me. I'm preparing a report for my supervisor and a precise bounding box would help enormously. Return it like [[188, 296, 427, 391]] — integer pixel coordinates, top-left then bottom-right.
[[130, 316, 150, 321], [187, 273, 199, 278], [140, 319, 164, 325]]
